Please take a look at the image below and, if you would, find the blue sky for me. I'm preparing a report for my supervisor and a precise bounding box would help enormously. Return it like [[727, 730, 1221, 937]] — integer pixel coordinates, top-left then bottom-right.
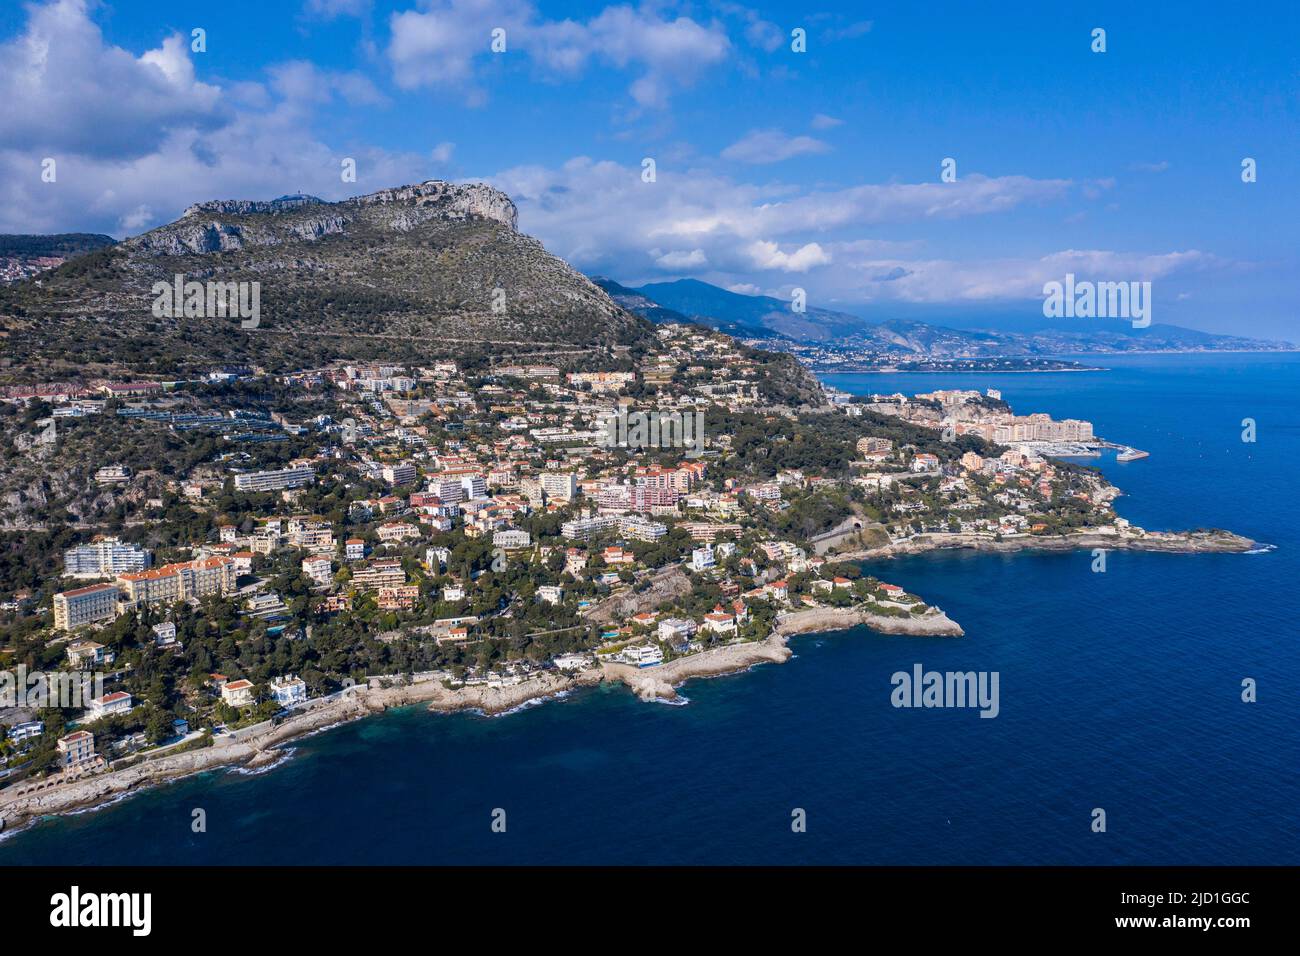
[[0, 0, 1296, 339]]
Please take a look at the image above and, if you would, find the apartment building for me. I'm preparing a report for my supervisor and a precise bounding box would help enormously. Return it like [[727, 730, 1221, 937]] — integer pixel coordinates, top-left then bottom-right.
[[540, 472, 578, 503], [377, 585, 420, 611], [561, 514, 619, 541], [302, 555, 333, 587], [53, 583, 121, 631], [382, 462, 418, 485], [63, 537, 151, 578], [232, 465, 315, 492], [116, 557, 236, 605], [352, 559, 407, 591], [57, 730, 97, 770]]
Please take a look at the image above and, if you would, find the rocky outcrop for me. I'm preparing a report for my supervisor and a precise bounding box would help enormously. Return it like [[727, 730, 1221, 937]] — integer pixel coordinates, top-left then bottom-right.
[[833, 528, 1260, 563], [602, 635, 793, 702], [774, 605, 964, 638], [183, 194, 324, 217], [132, 182, 516, 258], [344, 181, 518, 230], [583, 566, 693, 624]]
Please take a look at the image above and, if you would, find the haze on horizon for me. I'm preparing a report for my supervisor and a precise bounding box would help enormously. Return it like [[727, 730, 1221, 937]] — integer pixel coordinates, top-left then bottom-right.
[[0, 0, 1294, 340]]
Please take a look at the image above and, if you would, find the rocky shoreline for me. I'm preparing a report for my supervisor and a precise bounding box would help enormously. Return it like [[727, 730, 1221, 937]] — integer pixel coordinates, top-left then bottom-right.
[[832, 528, 1260, 563], [0, 602, 958, 834]]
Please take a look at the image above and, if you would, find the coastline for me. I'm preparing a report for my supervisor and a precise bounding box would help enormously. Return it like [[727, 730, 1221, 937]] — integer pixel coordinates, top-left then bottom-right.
[[0, 603, 958, 835], [0, 527, 1254, 835], [829, 528, 1260, 563]]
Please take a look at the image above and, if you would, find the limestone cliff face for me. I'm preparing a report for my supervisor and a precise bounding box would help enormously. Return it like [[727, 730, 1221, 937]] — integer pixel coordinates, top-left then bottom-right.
[[131, 182, 518, 257], [343, 181, 518, 230]]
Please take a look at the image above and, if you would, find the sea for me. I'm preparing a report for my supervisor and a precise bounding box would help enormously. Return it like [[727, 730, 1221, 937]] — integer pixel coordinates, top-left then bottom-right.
[[2, 352, 1296, 865]]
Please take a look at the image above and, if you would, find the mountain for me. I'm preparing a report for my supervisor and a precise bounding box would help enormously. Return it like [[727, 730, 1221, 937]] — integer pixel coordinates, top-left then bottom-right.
[[590, 277, 694, 327], [615, 278, 1291, 355], [0, 182, 651, 380], [634, 278, 859, 340]]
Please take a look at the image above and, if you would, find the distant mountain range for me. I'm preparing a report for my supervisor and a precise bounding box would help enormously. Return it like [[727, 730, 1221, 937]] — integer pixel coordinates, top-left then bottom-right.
[[593, 277, 1293, 356]]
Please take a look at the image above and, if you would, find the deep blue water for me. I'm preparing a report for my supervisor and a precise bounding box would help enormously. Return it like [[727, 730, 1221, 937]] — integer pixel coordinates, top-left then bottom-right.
[[2, 353, 1296, 865]]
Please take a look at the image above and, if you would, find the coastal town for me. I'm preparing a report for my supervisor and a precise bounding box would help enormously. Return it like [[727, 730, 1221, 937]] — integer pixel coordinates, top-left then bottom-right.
[[0, 320, 1246, 824]]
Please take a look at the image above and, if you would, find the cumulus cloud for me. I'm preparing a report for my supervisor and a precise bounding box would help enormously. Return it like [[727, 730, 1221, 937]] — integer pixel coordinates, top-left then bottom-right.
[[745, 240, 830, 272], [0, 0, 223, 159], [386, 0, 731, 107], [654, 248, 709, 269], [489, 156, 1085, 291], [721, 128, 831, 164], [0, 0, 428, 235]]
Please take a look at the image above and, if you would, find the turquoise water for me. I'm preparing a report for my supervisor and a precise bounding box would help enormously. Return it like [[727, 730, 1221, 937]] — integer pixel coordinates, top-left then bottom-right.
[[2, 353, 1296, 864]]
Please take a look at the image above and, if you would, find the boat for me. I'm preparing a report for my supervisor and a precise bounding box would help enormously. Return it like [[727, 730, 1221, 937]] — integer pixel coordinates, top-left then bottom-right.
[[1116, 447, 1149, 462]]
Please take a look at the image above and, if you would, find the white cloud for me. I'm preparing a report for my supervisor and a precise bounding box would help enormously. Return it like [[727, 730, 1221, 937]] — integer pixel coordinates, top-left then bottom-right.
[[386, 1, 731, 108], [810, 113, 843, 130], [654, 248, 709, 269], [431, 141, 456, 163], [721, 128, 831, 164], [835, 249, 1221, 304], [822, 19, 873, 42], [0, 0, 223, 159], [742, 16, 783, 52], [489, 156, 1082, 290], [0, 0, 429, 235], [746, 240, 830, 272], [303, 0, 372, 17]]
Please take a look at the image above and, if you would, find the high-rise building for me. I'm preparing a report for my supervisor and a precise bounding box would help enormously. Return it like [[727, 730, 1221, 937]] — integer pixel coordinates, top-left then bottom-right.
[[63, 537, 151, 578]]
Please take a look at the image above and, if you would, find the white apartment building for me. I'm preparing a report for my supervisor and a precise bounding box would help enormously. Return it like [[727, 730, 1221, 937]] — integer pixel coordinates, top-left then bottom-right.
[[459, 474, 488, 500], [561, 515, 619, 541], [302, 555, 333, 587], [540, 472, 578, 503], [233, 465, 315, 492], [63, 537, 151, 578], [382, 462, 418, 485], [620, 515, 668, 541]]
